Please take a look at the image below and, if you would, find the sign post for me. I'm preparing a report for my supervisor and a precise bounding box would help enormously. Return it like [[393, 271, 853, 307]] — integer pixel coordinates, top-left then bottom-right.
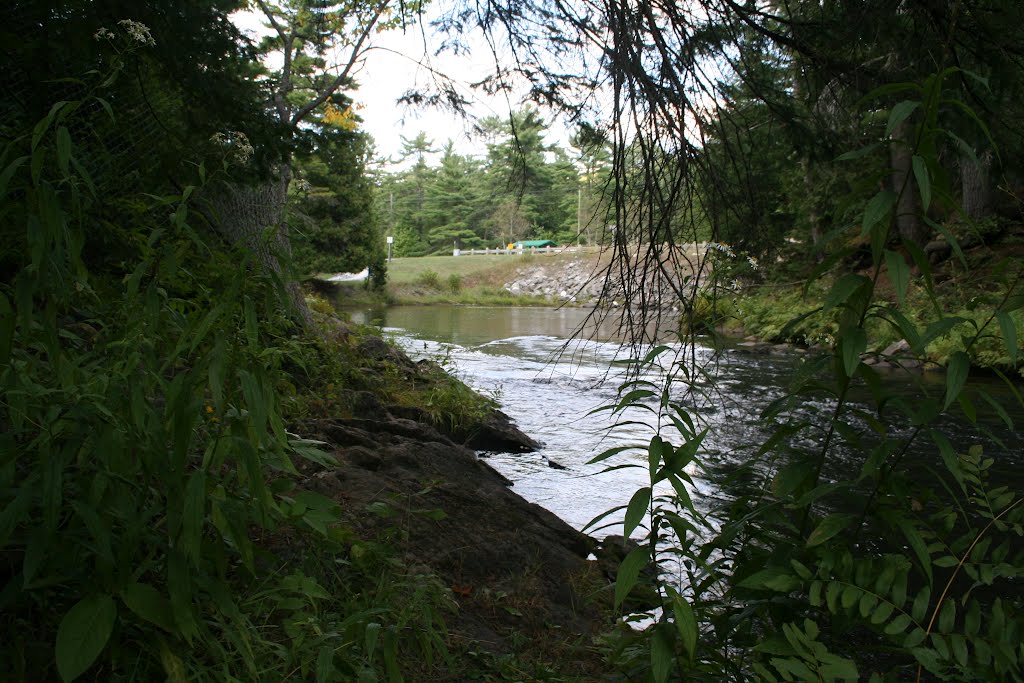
[[386, 235, 393, 262]]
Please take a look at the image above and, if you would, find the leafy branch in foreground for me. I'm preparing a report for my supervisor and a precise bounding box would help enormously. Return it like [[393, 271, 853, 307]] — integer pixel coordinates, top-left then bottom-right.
[[590, 69, 1023, 682]]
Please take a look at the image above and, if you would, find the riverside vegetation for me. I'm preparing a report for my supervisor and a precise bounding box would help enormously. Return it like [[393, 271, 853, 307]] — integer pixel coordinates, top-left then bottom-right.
[[5, 1, 1024, 683], [0, 11, 611, 682], [582, 70, 1024, 681]]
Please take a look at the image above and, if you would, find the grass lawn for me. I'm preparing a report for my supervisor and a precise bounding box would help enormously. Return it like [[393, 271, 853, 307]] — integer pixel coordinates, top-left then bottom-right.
[[324, 250, 604, 307], [385, 255, 520, 284]]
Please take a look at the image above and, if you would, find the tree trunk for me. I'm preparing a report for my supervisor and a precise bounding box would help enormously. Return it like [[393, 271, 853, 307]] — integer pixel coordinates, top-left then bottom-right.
[[960, 149, 992, 222], [209, 166, 313, 326], [889, 119, 928, 246]]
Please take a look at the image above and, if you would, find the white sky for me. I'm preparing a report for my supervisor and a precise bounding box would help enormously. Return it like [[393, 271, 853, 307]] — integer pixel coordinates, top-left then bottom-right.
[[231, 6, 572, 168]]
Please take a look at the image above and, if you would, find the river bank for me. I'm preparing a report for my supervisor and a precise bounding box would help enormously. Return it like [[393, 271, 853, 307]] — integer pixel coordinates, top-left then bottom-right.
[[285, 305, 631, 679], [321, 241, 1022, 376]]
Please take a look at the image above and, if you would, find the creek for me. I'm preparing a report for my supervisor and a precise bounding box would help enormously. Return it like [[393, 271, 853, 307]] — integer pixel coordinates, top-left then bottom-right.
[[349, 305, 1023, 537]]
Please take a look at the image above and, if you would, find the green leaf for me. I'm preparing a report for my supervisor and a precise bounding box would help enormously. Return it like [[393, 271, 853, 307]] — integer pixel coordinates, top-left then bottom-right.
[[883, 613, 912, 636], [861, 81, 921, 103], [820, 658, 859, 681], [623, 487, 651, 539], [617, 388, 656, 410], [886, 100, 920, 137], [911, 155, 931, 210], [121, 583, 175, 633], [0, 155, 29, 199], [316, 646, 335, 683], [181, 469, 206, 564], [938, 600, 956, 634], [840, 328, 866, 378], [884, 307, 921, 348], [862, 191, 897, 236], [244, 296, 258, 348], [917, 317, 963, 352], [824, 274, 870, 312], [160, 641, 187, 683], [650, 625, 673, 683], [903, 627, 927, 648], [587, 445, 641, 465], [911, 586, 931, 622], [56, 126, 72, 176], [56, 594, 117, 682], [884, 250, 911, 306], [996, 312, 1018, 366], [790, 559, 812, 581], [896, 518, 934, 586], [669, 588, 698, 659], [739, 569, 800, 593], [365, 621, 381, 657], [945, 99, 995, 150], [871, 602, 895, 624], [978, 390, 1014, 431], [926, 217, 966, 267], [944, 351, 970, 410], [614, 546, 650, 609], [835, 143, 881, 162], [806, 513, 855, 548]]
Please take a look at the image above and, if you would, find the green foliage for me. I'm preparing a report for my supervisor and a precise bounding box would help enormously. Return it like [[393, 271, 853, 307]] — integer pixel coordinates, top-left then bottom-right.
[[415, 270, 442, 289], [0, 63, 449, 682], [374, 111, 605, 257], [289, 117, 381, 277], [446, 273, 463, 294], [594, 72, 1024, 682]]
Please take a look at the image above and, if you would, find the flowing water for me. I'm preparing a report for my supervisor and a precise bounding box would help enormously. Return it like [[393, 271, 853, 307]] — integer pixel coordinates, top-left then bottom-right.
[[349, 305, 1023, 537]]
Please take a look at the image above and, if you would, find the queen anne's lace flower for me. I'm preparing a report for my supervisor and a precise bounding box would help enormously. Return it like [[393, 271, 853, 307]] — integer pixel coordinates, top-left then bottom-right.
[[117, 19, 156, 46]]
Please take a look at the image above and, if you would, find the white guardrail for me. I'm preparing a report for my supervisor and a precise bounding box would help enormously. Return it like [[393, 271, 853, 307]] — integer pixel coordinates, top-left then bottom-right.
[[452, 244, 708, 257], [453, 246, 596, 256]]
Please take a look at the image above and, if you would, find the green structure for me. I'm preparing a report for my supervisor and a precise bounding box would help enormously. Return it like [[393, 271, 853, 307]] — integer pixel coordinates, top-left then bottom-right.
[[514, 239, 558, 248]]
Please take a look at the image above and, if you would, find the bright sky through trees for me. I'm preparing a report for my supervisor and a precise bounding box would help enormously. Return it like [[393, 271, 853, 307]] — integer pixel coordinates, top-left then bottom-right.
[[232, 4, 572, 165]]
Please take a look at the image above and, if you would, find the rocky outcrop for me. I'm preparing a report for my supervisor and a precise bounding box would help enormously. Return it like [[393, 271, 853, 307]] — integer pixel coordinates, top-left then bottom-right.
[[288, 335, 609, 663], [503, 257, 607, 301], [502, 246, 712, 308], [295, 410, 603, 658]]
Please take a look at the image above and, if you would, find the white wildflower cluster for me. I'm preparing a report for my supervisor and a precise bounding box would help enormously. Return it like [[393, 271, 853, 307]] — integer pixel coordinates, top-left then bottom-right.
[[93, 27, 115, 41], [707, 241, 736, 258], [294, 179, 312, 193], [210, 131, 255, 165], [747, 255, 759, 270], [118, 19, 156, 46]]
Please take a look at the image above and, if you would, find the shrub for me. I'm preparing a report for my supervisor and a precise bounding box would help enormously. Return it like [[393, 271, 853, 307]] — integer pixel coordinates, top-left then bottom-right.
[[416, 269, 441, 289]]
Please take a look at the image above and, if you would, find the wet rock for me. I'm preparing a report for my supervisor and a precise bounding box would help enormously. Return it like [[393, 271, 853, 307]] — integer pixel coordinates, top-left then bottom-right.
[[925, 239, 952, 264], [882, 339, 912, 357], [357, 336, 416, 369], [299, 418, 601, 654], [341, 445, 383, 471], [463, 409, 542, 453], [734, 341, 771, 354]]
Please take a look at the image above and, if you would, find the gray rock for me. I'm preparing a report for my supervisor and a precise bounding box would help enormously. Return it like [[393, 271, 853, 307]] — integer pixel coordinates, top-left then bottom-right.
[[882, 339, 911, 357]]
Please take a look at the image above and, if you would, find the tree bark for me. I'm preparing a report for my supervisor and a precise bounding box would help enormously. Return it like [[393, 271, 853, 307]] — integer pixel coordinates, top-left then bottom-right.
[[889, 119, 928, 246], [960, 149, 992, 222], [209, 166, 312, 326]]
